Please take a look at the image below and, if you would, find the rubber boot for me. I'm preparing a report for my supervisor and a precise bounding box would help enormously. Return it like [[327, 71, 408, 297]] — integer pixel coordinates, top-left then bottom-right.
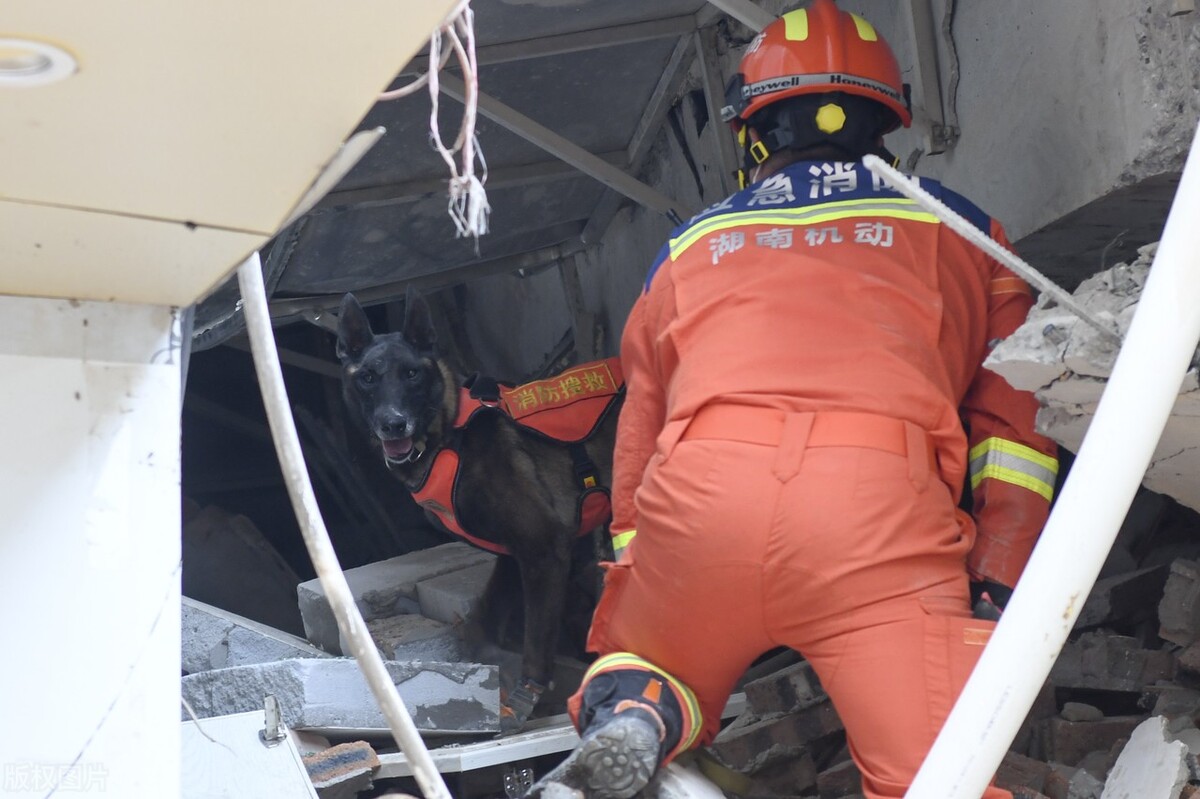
[[524, 670, 685, 799], [526, 707, 662, 799]]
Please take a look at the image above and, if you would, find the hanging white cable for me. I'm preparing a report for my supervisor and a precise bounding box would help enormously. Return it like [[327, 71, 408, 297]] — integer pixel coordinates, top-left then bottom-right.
[[237, 253, 452, 799], [862, 155, 1122, 345], [380, 0, 490, 239]]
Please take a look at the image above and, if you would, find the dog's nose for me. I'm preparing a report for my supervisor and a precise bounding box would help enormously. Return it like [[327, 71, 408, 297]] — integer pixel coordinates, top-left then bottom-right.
[[377, 414, 410, 438]]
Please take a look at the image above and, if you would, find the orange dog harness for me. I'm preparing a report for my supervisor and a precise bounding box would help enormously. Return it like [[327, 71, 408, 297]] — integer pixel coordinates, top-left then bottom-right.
[[411, 358, 624, 555]]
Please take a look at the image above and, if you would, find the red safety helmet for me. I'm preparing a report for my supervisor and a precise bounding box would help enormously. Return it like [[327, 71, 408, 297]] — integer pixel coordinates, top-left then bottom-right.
[[723, 0, 911, 132]]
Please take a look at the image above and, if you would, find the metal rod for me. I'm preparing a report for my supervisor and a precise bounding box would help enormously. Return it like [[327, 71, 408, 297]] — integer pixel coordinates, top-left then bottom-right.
[[704, 0, 775, 32], [438, 74, 681, 217], [863, 155, 1122, 344]]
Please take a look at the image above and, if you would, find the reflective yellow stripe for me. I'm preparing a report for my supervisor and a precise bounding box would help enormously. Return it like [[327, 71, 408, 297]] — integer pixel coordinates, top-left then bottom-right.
[[969, 437, 1058, 501], [850, 13, 878, 41], [585, 652, 704, 753], [612, 529, 636, 554], [783, 9, 809, 40], [669, 199, 937, 260]]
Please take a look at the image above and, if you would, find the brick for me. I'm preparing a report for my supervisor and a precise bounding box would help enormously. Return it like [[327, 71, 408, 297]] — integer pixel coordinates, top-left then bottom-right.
[[1011, 790, 1052, 799], [816, 758, 861, 798], [1074, 565, 1168, 629], [1016, 680, 1059, 758], [743, 660, 827, 716], [182, 597, 331, 674], [1042, 716, 1144, 767], [709, 701, 844, 774], [744, 750, 818, 796], [296, 543, 494, 653], [180, 657, 500, 733], [1176, 642, 1200, 676], [995, 751, 1052, 794], [302, 740, 380, 799], [1159, 558, 1200, 647], [1049, 632, 1175, 693], [1147, 685, 1200, 721]]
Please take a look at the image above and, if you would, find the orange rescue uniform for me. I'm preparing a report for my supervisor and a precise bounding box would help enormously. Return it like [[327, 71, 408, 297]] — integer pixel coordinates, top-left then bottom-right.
[[575, 160, 1058, 799]]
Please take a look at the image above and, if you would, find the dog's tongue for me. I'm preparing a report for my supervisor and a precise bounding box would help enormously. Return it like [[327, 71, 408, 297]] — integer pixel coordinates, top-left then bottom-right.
[[382, 437, 414, 459]]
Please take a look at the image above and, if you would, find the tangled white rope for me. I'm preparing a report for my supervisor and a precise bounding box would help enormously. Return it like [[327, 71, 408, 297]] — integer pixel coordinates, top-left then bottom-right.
[[379, 0, 490, 240]]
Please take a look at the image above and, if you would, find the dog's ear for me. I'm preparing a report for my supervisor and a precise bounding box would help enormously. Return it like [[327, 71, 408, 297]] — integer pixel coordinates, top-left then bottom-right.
[[402, 287, 437, 354], [336, 293, 372, 363]]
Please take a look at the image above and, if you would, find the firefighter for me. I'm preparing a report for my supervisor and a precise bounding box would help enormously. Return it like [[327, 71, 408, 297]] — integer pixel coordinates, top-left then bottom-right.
[[524, 2, 1057, 797]]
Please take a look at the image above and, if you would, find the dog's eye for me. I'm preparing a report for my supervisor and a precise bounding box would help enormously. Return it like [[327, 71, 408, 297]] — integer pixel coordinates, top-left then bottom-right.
[[405, 368, 420, 380], [358, 371, 377, 385]]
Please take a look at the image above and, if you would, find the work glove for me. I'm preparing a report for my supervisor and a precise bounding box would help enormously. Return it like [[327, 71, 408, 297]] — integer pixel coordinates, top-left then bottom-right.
[[970, 579, 1013, 621]]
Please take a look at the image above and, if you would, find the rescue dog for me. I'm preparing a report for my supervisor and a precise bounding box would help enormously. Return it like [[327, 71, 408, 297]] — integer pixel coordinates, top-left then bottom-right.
[[335, 291, 622, 732]]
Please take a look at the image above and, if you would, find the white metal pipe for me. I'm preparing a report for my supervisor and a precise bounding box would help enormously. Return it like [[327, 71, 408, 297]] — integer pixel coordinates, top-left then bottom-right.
[[237, 253, 452, 799], [899, 120, 1200, 797]]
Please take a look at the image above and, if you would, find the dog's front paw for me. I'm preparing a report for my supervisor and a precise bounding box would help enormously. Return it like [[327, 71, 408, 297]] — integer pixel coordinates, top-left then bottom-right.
[[499, 678, 546, 735]]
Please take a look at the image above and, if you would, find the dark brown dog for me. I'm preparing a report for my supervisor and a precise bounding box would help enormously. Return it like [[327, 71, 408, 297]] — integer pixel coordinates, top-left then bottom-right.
[[336, 291, 621, 731]]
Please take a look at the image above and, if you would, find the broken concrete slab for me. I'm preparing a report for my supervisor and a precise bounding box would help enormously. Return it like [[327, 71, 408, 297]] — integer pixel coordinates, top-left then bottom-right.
[[182, 597, 330, 674], [366, 614, 468, 663], [1100, 716, 1188, 799], [184, 501, 307, 636], [297, 542, 495, 654], [415, 559, 494, 625], [986, 242, 1200, 514], [181, 657, 500, 733]]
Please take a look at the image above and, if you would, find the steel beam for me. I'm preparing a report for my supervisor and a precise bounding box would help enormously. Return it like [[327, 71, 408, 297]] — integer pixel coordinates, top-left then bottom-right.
[[269, 227, 589, 322], [627, 35, 695, 170], [403, 15, 696, 74], [704, 0, 774, 32], [313, 151, 626, 213], [438, 74, 681, 217], [908, 0, 958, 153], [695, 26, 741, 197], [583, 34, 696, 245]]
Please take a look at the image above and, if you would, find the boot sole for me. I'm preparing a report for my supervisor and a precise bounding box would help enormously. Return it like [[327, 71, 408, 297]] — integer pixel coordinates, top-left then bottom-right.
[[530, 716, 660, 799]]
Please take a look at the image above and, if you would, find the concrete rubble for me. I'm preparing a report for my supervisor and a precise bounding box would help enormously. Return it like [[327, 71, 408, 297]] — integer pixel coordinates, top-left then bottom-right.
[[181, 657, 500, 732], [177, 487, 1200, 797], [296, 541, 495, 654], [182, 597, 330, 674], [986, 242, 1200, 513], [181, 540, 521, 798]]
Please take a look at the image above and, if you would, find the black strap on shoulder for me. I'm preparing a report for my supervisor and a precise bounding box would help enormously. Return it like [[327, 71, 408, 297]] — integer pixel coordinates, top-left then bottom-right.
[[568, 442, 601, 490], [463, 372, 501, 403]]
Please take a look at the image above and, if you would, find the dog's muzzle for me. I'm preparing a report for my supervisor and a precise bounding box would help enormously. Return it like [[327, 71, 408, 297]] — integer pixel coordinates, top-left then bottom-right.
[[381, 438, 424, 466]]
